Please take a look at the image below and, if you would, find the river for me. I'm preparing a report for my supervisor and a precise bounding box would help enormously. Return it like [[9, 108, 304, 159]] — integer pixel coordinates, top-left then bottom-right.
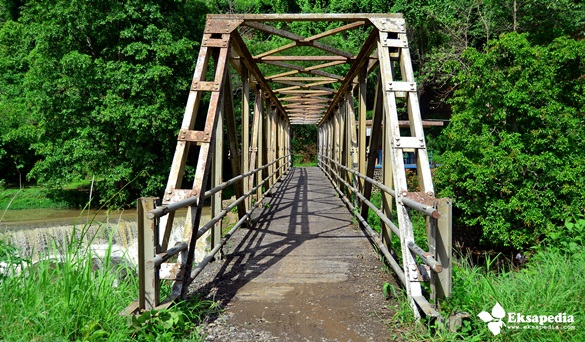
[[0, 207, 210, 263]]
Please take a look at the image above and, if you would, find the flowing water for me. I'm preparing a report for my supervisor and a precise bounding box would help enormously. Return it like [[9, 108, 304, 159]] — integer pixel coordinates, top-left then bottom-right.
[[0, 207, 211, 266]]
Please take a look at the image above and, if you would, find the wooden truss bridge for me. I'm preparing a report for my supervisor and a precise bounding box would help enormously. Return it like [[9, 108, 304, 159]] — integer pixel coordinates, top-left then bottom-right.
[[125, 13, 452, 322]]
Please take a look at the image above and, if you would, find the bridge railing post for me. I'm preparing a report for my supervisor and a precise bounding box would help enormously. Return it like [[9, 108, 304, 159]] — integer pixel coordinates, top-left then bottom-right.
[[431, 198, 452, 302], [137, 197, 160, 311]]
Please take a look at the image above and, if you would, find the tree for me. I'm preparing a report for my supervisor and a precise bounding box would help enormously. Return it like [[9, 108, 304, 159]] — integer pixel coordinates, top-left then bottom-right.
[[11, 0, 208, 206], [0, 19, 35, 187], [434, 33, 585, 249]]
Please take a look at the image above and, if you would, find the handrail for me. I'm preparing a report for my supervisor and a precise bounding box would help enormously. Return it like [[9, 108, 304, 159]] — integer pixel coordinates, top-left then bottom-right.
[[320, 154, 440, 219], [153, 242, 188, 267], [318, 163, 405, 284], [321, 158, 400, 237], [319, 156, 442, 274], [148, 155, 290, 219], [165, 161, 292, 302], [194, 161, 289, 241]]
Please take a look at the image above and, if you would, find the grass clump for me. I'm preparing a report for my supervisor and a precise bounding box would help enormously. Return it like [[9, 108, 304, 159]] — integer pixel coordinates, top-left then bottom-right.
[[0, 226, 215, 341], [364, 191, 585, 340], [436, 247, 584, 341]]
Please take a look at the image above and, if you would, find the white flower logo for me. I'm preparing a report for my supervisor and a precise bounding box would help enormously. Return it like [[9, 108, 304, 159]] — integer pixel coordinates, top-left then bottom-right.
[[478, 302, 506, 335]]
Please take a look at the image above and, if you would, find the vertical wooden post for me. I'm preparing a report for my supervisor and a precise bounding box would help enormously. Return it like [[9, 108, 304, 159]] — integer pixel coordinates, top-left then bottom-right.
[[223, 71, 246, 220], [358, 67, 367, 193], [381, 87, 394, 251], [211, 108, 223, 260], [431, 198, 452, 301], [138, 197, 159, 311], [241, 66, 250, 211], [270, 108, 277, 186], [249, 86, 262, 205]]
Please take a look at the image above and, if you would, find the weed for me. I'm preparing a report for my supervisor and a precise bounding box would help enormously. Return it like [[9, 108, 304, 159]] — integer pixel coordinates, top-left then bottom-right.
[[390, 247, 585, 340], [0, 222, 216, 340]]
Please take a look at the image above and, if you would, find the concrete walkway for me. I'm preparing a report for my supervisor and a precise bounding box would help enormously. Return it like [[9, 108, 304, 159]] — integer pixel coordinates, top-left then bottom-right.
[[198, 167, 397, 341]]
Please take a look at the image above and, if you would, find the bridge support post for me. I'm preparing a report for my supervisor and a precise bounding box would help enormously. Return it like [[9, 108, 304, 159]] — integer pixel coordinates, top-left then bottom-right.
[[137, 197, 160, 311], [431, 198, 452, 302], [211, 103, 223, 260]]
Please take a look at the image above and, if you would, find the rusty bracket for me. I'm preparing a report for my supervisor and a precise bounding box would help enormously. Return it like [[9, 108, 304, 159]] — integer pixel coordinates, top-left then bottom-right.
[[178, 129, 211, 143], [404, 191, 436, 207], [202, 37, 229, 48], [382, 36, 408, 48], [204, 19, 243, 34], [191, 81, 220, 92], [386, 81, 416, 92], [370, 18, 406, 33], [417, 264, 432, 282], [163, 188, 196, 203]]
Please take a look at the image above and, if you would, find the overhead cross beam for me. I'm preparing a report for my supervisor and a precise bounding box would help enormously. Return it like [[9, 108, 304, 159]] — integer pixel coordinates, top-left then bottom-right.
[[202, 13, 393, 125]]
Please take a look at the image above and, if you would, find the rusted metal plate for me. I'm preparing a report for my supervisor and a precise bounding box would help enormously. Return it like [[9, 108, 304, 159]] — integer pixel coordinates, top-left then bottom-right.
[[404, 191, 436, 207], [202, 37, 229, 48], [204, 18, 243, 34], [382, 37, 408, 48], [370, 18, 406, 33], [177, 129, 211, 143], [191, 81, 220, 92], [393, 136, 425, 149], [163, 188, 194, 203], [386, 81, 416, 92]]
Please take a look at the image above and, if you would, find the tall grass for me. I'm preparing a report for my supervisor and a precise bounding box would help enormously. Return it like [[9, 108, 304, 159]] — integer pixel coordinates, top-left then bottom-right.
[[363, 193, 584, 340], [0, 224, 215, 341], [425, 248, 585, 341]]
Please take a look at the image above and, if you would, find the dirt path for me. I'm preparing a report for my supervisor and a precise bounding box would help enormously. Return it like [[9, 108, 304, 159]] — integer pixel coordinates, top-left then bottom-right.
[[190, 167, 401, 341]]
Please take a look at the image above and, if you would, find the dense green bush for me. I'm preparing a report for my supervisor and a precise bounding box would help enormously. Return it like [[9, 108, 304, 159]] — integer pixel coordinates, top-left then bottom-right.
[[435, 33, 585, 249]]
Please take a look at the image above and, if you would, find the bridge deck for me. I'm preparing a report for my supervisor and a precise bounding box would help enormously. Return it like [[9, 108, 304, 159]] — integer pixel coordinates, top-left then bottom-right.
[[196, 167, 397, 341]]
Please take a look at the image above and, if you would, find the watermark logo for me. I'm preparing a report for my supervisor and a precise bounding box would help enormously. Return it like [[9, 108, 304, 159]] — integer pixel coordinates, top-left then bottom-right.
[[478, 302, 506, 335], [478, 302, 576, 335]]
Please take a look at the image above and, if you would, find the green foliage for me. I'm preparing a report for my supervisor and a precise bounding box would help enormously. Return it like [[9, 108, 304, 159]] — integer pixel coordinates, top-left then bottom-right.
[[434, 249, 585, 340], [546, 215, 585, 255], [292, 125, 318, 166], [0, 228, 213, 340], [0, 0, 209, 207], [435, 33, 585, 249], [131, 298, 217, 341]]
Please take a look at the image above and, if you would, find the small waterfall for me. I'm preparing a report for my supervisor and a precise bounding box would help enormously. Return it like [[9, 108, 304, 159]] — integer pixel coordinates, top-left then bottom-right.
[[2, 215, 188, 266]]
